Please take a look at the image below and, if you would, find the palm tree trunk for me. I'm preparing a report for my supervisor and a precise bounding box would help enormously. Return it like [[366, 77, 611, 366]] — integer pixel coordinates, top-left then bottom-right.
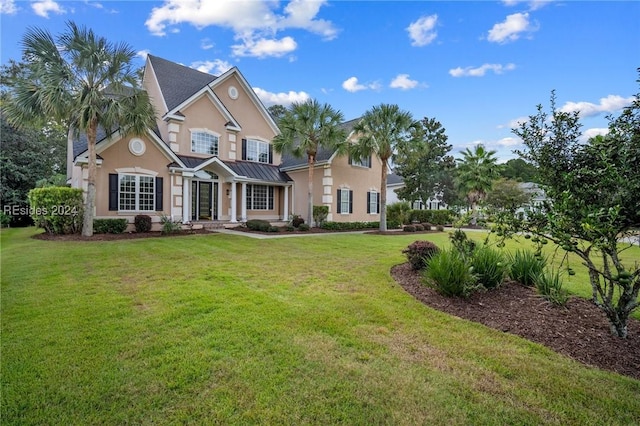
[[82, 121, 97, 237], [307, 154, 315, 226], [380, 158, 388, 232]]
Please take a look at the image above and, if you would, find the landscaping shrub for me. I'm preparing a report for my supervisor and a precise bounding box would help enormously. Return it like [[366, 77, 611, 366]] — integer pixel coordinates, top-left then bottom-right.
[[414, 224, 424, 231], [535, 268, 569, 306], [435, 225, 444, 232], [134, 215, 152, 233], [0, 211, 11, 228], [423, 248, 479, 297], [403, 225, 416, 232], [160, 214, 182, 235], [387, 220, 401, 229], [421, 222, 433, 231], [509, 249, 547, 287], [267, 226, 280, 233], [313, 205, 329, 227], [449, 229, 476, 259], [403, 240, 440, 271], [320, 221, 378, 231], [246, 219, 271, 232], [471, 245, 509, 289], [285, 225, 295, 232], [93, 218, 128, 234], [291, 214, 305, 228], [298, 223, 310, 231], [27, 187, 83, 234], [409, 209, 453, 226], [387, 201, 412, 226]]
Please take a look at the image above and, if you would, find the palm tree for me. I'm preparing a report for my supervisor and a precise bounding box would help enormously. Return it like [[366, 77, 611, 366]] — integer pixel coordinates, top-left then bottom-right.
[[351, 104, 415, 232], [273, 99, 347, 225], [456, 144, 501, 225], [5, 21, 156, 236]]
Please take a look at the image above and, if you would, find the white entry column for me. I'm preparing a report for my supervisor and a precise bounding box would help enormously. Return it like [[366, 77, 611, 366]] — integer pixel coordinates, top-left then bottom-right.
[[230, 181, 237, 223], [282, 185, 289, 220], [182, 173, 192, 224], [241, 182, 247, 221]]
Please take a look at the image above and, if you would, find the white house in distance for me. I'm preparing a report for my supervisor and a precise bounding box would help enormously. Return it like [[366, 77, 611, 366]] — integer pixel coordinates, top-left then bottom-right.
[[386, 173, 448, 210]]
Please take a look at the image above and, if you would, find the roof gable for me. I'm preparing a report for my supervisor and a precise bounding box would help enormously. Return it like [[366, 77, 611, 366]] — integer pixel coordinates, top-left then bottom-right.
[[146, 54, 217, 113]]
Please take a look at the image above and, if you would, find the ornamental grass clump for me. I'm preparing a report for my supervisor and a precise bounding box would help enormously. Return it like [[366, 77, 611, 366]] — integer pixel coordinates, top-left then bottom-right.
[[509, 249, 547, 287], [403, 240, 440, 271], [472, 245, 509, 289], [535, 268, 569, 306], [423, 248, 479, 298]]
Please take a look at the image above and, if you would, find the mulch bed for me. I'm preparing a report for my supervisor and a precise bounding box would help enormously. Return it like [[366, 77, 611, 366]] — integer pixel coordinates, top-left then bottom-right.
[[32, 229, 212, 241], [391, 262, 640, 381]]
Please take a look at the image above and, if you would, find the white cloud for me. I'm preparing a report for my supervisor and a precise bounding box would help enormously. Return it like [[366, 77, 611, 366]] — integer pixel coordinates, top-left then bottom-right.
[[342, 76, 380, 93], [0, 0, 17, 14], [145, 0, 337, 58], [499, 116, 529, 129], [502, 0, 553, 11], [390, 74, 419, 90], [136, 50, 151, 60], [579, 128, 609, 143], [497, 136, 521, 146], [449, 63, 516, 77], [253, 87, 310, 107], [559, 95, 634, 117], [32, 0, 65, 18], [232, 36, 297, 58], [190, 59, 232, 75], [487, 12, 536, 43], [407, 14, 438, 47], [201, 38, 214, 50]]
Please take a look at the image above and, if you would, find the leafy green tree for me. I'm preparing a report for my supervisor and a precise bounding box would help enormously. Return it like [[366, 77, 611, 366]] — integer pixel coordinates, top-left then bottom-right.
[[394, 117, 456, 207], [0, 114, 66, 225], [455, 144, 501, 224], [503, 87, 640, 338], [272, 99, 347, 225], [500, 158, 539, 182], [351, 104, 415, 231], [485, 178, 531, 213], [267, 104, 287, 124], [4, 21, 157, 236]]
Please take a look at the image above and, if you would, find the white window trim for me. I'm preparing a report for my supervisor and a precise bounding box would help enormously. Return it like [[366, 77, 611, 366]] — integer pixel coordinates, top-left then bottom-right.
[[340, 188, 350, 215], [190, 128, 220, 155], [118, 173, 155, 212], [369, 191, 379, 214], [246, 138, 270, 163], [246, 184, 273, 210]]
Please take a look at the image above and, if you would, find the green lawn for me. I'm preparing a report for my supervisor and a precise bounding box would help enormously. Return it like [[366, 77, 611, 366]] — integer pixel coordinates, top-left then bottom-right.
[[2, 227, 639, 425]]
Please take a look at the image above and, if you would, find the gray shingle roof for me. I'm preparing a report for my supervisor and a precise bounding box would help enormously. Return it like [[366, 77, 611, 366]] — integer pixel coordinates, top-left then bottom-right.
[[387, 173, 404, 185], [279, 117, 360, 168], [148, 54, 217, 113], [224, 160, 292, 183]]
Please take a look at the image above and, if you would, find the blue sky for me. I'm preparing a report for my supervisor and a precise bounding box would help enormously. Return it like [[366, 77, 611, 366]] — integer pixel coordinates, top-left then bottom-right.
[[1, 0, 638, 162]]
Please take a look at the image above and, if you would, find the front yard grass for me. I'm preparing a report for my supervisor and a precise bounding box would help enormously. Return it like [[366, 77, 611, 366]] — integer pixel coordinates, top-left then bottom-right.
[[1, 227, 639, 424]]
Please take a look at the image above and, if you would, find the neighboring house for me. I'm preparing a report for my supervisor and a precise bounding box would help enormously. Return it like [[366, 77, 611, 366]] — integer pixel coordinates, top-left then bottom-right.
[[280, 118, 382, 224], [386, 173, 448, 210], [517, 182, 546, 215], [69, 55, 382, 228]]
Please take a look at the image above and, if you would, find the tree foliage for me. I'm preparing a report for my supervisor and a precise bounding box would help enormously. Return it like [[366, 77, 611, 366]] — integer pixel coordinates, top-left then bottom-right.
[[500, 83, 640, 338], [272, 99, 347, 225], [267, 104, 287, 124], [4, 21, 157, 236], [485, 178, 531, 213], [455, 144, 501, 224], [351, 104, 414, 232], [500, 158, 539, 182], [394, 117, 456, 206], [0, 113, 66, 225]]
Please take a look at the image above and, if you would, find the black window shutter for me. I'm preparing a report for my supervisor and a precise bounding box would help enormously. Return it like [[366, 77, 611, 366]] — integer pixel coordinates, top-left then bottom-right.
[[349, 190, 353, 214], [268, 144, 273, 164], [108, 174, 118, 211], [155, 177, 163, 211], [368, 155, 372, 168], [376, 193, 380, 214], [268, 186, 274, 210], [336, 189, 342, 214], [242, 138, 247, 160], [348, 155, 352, 165], [367, 192, 371, 214]]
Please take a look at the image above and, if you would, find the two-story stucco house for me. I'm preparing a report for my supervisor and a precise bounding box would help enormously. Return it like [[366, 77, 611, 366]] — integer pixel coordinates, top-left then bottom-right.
[[69, 55, 381, 228]]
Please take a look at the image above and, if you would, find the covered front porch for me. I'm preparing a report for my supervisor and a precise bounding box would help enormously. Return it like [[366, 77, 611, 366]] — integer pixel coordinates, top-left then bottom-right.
[[169, 155, 294, 224]]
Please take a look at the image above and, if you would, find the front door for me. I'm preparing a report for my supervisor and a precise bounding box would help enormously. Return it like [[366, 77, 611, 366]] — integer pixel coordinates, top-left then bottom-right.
[[191, 181, 218, 220]]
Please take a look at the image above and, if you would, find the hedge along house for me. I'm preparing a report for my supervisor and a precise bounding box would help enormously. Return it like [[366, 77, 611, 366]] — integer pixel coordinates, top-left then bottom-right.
[[280, 119, 382, 224], [69, 55, 293, 229]]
